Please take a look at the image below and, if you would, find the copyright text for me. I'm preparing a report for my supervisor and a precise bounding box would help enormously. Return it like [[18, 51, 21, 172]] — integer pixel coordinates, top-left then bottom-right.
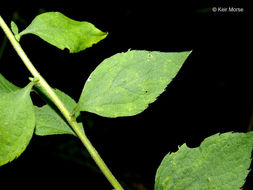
[[212, 7, 244, 13]]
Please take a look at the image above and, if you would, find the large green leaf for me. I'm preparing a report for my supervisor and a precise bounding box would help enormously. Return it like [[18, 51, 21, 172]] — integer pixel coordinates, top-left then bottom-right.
[[76, 50, 191, 118], [0, 73, 20, 95], [19, 12, 108, 53], [155, 132, 253, 190], [35, 89, 84, 136], [0, 83, 35, 166]]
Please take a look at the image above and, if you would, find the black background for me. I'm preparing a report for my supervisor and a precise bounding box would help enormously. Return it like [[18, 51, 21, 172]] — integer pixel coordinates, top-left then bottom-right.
[[0, 2, 252, 189]]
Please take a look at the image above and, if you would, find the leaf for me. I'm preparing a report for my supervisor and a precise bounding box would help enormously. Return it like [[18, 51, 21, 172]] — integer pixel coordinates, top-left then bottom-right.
[[0, 83, 35, 166], [0, 73, 20, 95], [35, 89, 84, 136], [154, 132, 253, 190], [76, 50, 191, 118], [19, 12, 108, 53], [10, 21, 20, 42]]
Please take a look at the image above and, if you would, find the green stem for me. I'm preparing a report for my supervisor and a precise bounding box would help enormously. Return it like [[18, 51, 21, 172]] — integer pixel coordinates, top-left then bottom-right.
[[0, 15, 124, 190]]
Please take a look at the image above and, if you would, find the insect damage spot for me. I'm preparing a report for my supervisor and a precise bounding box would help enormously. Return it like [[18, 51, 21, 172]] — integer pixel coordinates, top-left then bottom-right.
[[147, 53, 152, 58], [87, 77, 92, 82]]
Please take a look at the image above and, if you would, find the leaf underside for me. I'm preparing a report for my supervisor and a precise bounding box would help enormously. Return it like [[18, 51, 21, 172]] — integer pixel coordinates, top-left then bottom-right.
[[19, 12, 108, 53], [35, 89, 84, 136], [0, 83, 35, 166], [76, 50, 191, 118], [155, 132, 253, 190]]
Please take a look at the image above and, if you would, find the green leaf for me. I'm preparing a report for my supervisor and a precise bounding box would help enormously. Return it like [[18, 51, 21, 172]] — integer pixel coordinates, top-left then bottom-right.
[[19, 12, 108, 53], [76, 50, 191, 118], [0, 73, 20, 95], [155, 132, 253, 190], [0, 83, 35, 166], [35, 89, 84, 136], [10, 21, 20, 42]]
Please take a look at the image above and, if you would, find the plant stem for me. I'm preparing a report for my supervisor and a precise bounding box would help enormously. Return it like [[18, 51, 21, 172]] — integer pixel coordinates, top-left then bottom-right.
[[0, 15, 124, 190]]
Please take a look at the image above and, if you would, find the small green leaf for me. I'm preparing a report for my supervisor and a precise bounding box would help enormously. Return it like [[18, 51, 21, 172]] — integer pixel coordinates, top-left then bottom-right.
[[0, 83, 35, 166], [11, 21, 18, 35], [19, 12, 108, 53], [35, 89, 84, 136], [10, 21, 20, 42], [76, 50, 191, 118], [155, 132, 253, 190], [0, 73, 20, 95]]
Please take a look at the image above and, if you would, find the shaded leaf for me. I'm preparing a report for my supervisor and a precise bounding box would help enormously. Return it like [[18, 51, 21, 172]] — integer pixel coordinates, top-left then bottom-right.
[[19, 12, 108, 53], [155, 132, 253, 190], [35, 89, 84, 136], [76, 50, 191, 117], [0, 83, 35, 166]]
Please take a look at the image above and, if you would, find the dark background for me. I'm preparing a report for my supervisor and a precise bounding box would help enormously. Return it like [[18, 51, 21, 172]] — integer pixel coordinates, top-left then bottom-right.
[[0, 2, 252, 190]]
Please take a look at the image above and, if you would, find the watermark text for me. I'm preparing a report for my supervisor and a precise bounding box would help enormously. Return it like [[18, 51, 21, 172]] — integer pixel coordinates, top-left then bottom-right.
[[212, 7, 244, 13]]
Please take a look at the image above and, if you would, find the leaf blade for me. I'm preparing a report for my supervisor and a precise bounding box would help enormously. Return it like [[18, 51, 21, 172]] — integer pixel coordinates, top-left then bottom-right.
[[35, 89, 84, 136], [0, 83, 35, 166], [19, 12, 108, 53], [76, 50, 191, 117], [0, 73, 20, 95], [154, 132, 253, 190]]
